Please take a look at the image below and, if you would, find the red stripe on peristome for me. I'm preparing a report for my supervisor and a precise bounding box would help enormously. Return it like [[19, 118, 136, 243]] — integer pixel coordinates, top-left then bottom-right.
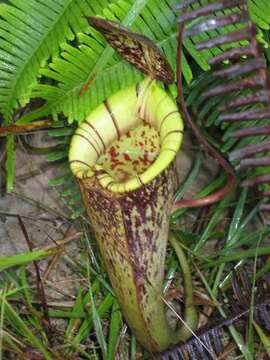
[[85, 120, 106, 151], [161, 129, 183, 144], [136, 82, 140, 97], [74, 133, 99, 157], [159, 110, 179, 133], [69, 159, 93, 169], [162, 148, 177, 154], [104, 100, 121, 140]]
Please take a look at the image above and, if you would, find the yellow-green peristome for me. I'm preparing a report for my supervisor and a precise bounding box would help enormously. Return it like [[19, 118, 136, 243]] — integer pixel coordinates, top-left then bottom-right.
[[69, 77, 183, 193]]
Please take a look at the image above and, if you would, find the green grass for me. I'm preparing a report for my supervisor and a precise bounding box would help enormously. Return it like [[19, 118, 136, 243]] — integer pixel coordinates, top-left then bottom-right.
[[0, 0, 270, 357], [0, 169, 269, 359]]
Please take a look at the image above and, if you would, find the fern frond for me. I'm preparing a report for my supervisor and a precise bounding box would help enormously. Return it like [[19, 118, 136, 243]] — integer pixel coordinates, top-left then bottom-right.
[[248, 0, 270, 29], [17, 0, 270, 126], [17, 0, 181, 124], [0, 0, 111, 122], [186, 70, 270, 196], [181, 0, 270, 70], [1, 0, 269, 125]]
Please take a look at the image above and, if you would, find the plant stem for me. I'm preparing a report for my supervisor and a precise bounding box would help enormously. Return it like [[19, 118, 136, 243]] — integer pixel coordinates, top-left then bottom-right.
[[169, 233, 198, 340], [0, 120, 52, 136]]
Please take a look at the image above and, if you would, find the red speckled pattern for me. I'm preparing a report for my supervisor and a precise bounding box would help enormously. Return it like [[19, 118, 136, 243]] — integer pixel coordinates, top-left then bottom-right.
[[78, 163, 177, 352], [97, 123, 160, 183]]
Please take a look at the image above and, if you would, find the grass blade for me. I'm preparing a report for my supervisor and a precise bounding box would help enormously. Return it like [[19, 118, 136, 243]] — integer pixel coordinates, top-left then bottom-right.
[[108, 300, 122, 360], [253, 321, 270, 356], [0, 296, 52, 359], [71, 293, 114, 347], [0, 248, 59, 272], [89, 285, 107, 359], [205, 247, 270, 267]]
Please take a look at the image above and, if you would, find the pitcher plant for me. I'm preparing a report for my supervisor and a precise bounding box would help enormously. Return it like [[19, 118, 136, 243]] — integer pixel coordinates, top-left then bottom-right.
[[69, 18, 197, 353]]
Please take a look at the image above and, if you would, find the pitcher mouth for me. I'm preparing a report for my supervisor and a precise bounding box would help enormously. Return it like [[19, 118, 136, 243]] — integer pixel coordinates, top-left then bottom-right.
[[69, 78, 184, 193]]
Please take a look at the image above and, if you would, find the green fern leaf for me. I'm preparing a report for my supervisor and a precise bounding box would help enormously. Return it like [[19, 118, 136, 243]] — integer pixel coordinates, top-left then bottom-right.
[[19, 0, 270, 125], [0, 0, 111, 121], [2, 0, 270, 125], [248, 0, 270, 30], [17, 0, 186, 124]]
